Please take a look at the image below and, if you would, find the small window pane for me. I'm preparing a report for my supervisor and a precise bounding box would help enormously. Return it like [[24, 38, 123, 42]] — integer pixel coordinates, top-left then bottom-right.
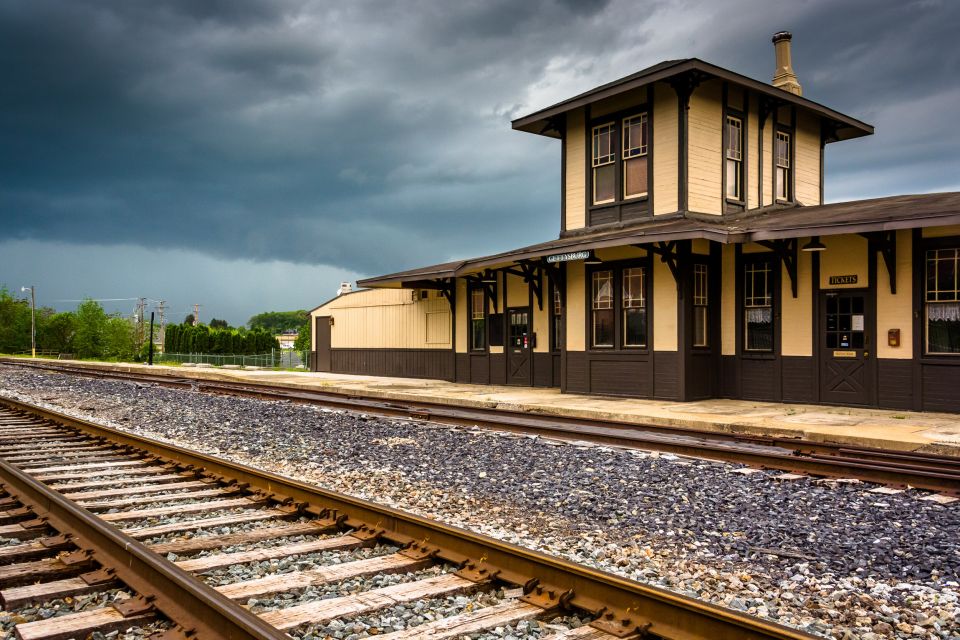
[[745, 307, 774, 351], [928, 303, 960, 353], [592, 124, 615, 165], [594, 164, 615, 204], [623, 114, 648, 158], [591, 271, 614, 348], [623, 308, 647, 347], [694, 306, 708, 347], [469, 288, 485, 351], [592, 271, 613, 309], [624, 156, 648, 198], [622, 268, 645, 308]]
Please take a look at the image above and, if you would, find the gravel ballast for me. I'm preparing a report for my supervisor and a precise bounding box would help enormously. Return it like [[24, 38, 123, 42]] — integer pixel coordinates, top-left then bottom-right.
[[0, 366, 957, 640]]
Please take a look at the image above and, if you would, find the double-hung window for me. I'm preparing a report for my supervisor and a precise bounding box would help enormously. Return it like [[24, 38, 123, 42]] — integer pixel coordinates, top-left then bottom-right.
[[622, 114, 648, 199], [469, 288, 486, 351], [744, 259, 774, 351], [551, 283, 563, 352], [591, 271, 614, 347], [693, 263, 709, 347], [926, 247, 960, 354], [775, 131, 791, 201], [592, 124, 616, 204], [622, 267, 647, 347], [725, 116, 743, 201]]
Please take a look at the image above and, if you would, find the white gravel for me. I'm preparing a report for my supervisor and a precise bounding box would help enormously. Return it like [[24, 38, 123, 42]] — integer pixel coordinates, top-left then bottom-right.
[[0, 366, 958, 640]]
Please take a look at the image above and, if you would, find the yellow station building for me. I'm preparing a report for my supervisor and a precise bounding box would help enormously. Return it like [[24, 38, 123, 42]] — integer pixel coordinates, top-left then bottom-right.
[[310, 33, 960, 413]]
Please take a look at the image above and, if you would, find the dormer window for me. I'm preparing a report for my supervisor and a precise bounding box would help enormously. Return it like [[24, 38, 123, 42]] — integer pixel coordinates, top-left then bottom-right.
[[776, 131, 792, 201], [725, 116, 743, 201], [592, 123, 616, 204], [622, 114, 649, 199]]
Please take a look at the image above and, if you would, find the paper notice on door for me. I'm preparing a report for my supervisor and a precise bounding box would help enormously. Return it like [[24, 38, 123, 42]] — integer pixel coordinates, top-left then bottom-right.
[[852, 314, 864, 331]]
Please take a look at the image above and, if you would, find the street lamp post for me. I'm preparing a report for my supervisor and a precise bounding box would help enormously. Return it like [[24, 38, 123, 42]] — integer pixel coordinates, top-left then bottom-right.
[[20, 286, 35, 358]]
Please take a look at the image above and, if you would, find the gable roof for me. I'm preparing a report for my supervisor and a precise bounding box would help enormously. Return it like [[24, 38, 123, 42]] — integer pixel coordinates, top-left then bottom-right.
[[357, 192, 960, 288], [512, 58, 873, 142]]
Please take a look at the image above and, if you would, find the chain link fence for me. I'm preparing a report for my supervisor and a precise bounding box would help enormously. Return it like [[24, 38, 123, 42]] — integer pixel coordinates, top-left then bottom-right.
[[156, 350, 309, 369]]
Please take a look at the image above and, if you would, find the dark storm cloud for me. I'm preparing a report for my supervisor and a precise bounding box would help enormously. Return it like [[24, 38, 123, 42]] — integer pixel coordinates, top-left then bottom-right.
[[2, 0, 958, 279]]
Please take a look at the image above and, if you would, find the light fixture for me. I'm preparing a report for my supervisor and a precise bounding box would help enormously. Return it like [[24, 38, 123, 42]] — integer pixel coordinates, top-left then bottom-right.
[[801, 236, 826, 252], [479, 270, 497, 284], [583, 251, 603, 265]]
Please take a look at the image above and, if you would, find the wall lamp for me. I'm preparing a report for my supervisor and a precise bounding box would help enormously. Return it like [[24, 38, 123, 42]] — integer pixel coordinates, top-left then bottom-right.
[[479, 270, 497, 284], [583, 251, 603, 265], [801, 236, 826, 252]]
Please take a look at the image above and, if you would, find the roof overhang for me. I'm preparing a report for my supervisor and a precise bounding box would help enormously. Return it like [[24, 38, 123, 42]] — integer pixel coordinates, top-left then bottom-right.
[[512, 58, 873, 142]]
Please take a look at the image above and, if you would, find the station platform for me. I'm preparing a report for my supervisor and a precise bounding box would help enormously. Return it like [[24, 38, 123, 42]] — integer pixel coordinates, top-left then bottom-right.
[[5, 358, 960, 456]]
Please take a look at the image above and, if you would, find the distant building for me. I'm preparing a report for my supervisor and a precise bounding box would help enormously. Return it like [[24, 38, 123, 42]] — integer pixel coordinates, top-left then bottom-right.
[[276, 330, 298, 350], [308, 33, 960, 413]]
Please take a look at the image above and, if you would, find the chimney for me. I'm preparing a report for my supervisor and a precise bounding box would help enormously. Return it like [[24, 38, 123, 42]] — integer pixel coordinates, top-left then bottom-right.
[[336, 282, 352, 296], [771, 31, 802, 96]]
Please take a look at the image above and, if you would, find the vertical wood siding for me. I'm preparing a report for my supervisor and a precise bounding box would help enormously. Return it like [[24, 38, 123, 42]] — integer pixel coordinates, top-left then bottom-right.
[[794, 111, 821, 205], [652, 258, 678, 351], [565, 108, 586, 230], [747, 99, 760, 210], [761, 117, 773, 207], [653, 82, 679, 215], [566, 263, 586, 351], [686, 81, 723, 215], [876, 230, 913, 359], [781, 248, 813, 357], [313, 289, 451, 350]]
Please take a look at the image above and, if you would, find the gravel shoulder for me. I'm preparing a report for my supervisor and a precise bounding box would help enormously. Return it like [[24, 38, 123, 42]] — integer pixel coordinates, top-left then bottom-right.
[[0, 366, 957, 640]]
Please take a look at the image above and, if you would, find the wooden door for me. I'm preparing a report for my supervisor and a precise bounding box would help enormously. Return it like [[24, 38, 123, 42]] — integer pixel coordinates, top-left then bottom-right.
[[507, 308, 531, 385], [820, 290, 873, 406], [314, 316, 331, 372]]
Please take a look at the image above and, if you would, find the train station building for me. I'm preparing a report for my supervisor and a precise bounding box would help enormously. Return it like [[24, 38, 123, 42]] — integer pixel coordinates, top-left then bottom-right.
[[310, 33, 960, 413]]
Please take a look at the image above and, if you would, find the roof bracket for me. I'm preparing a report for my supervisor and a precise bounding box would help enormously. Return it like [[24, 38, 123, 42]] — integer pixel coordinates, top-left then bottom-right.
[[643, 242, 682, 295], [464, 270, 499, 314], [757, 238, 799, 298], [432, 278, 456, 310], [517, 261, 545, 311], [861, 231, 897, 295], [541, 261, 566, 307]]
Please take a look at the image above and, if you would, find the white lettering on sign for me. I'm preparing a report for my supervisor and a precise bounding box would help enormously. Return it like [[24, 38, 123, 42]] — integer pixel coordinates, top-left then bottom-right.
[[546, 250, 591, 263]]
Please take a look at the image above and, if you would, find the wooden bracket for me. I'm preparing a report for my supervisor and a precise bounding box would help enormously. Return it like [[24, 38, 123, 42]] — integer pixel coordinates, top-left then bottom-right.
[[757, 238, 799, 298], [432, 278, 456, 310], [463, 271, 499, 314], [668, 71, 706, 106], [542, 261, 566, 307], [860, 231, 897, 294], [516, 261, 545, 311], [643, 242, 682, 295]]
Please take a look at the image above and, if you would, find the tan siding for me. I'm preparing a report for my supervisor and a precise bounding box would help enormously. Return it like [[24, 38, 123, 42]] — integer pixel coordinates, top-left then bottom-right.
[[455, 279, 467, 353], [781, 248, 813, 356], [923, 224, 960, 238], [566, 263, 585, 351], [653, 258, 678, 351], [877, 230, 913, 359], [595, 246, 646, 262], [746, 99, 760, 210], [687, 81, 723, 215], [692, 239, 711, 255], [795, 111, 821, 205], [591, 87, 647, 118], [727, 85, 744, 111], [652, 83, 678, 215], [721, 244, 736, 355], [820, 235, 869, 290], [761, 118, 773, 207], [533, 293, 550, 353], [506, 273, 527, 308], [565, 108, 586, 230], [312, 288, 451, 349]]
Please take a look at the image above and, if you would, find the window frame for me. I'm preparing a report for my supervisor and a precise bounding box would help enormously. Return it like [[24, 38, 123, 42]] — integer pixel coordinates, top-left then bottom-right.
[[621, 113, 649, 200], [586, 105, 653, 217], [924, 245, 960, 356], [740, 253, 778, 355], [692, 261, 710, 349], [468, 285, 487, 352], [585, 257, 652, 352], [774, 127, 794, 204], [550, 277, 563, 353], [591, 122, 617, 205], [724, 114, 745, 204]]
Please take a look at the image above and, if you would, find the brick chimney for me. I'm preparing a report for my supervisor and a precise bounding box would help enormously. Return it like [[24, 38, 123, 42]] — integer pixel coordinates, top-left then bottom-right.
[[772, 31, 802, 96]]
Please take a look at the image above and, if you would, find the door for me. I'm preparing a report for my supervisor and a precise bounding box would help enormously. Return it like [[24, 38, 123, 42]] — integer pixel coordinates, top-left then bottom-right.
[[820, 290, 873, 406], [314, 316, 331, 372], [507, 307, 532, 385]]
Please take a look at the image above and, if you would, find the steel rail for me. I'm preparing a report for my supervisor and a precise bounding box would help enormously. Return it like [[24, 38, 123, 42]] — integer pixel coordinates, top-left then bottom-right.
[[3, 359, 959, 494], [0, 395, 816, 640], [0, 445, 291, 639]]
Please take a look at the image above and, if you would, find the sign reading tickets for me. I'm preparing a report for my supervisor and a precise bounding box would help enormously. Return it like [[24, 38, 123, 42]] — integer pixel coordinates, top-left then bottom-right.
[[829, 275, 858, 285], [546, 250, 590, 263]]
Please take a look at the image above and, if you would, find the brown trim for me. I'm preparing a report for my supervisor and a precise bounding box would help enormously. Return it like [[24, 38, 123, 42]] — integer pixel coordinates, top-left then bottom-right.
[[811, 249, 821, 403], [722, 84, 747, 213], [736, 247, 783, 401], [330, 348, 454, 381], [560, 116, 567, 234], [511, 58, 873, 142], [584, 255, 654, 353]]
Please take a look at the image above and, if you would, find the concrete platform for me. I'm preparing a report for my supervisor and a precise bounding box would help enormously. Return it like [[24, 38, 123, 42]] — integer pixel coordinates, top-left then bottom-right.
[[4, 357, 960, 456]]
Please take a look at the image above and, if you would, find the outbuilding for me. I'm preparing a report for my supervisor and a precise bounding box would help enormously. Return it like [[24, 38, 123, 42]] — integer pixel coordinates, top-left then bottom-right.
[[310, 33, 960, 413]]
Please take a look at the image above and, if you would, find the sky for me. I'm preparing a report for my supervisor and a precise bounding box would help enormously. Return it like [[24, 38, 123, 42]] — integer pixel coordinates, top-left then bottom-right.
[[2, 0, 959, 325]]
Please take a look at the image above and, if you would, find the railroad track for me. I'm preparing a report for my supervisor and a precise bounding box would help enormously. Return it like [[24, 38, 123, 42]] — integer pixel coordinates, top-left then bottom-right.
[[0, 397, 816, 640], [3, 359, 960, 496]]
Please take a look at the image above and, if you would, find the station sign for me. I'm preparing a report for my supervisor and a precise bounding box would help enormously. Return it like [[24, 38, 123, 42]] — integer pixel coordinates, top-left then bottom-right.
[[828, 275, 858, 285], [546, 250, 590, 263]]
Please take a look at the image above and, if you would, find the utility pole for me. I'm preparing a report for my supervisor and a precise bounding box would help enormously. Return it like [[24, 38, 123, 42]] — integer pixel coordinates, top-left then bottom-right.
[[134, 297, 146, 351], [148, 312, 155, 365], [193, 303, 201, 326], [20, 286, 35, 358], [156, 300, 166, 353]]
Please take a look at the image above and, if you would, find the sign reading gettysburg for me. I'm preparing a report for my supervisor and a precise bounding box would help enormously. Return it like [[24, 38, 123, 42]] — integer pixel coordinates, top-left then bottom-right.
[[546, 251, 591, 263]]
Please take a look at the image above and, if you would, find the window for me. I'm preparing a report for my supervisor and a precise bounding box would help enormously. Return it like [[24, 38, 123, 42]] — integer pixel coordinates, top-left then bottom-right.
[[551, 284, 562, 352], [591, 270, 614, 347], [926, 248, 960, 354], [725, 116, 743, 201], [622, 114, 648, 199], [469, 288, 485, 351], [622, 267, 647, 347], [694, 263, 709, 347], [592, 123, 616, 204], [776, 131, 791, 201], [744, 260, 774, 351]]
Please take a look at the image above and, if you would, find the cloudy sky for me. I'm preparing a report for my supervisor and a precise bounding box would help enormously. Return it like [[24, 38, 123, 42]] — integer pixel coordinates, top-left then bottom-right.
[[2, 0, 958, 325]]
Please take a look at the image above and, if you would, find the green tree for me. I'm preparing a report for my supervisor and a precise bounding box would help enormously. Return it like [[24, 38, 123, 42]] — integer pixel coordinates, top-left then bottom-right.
[[209, 318, 229, 329], [73, 299, 108, 358], [39, 312, 77, 353], [0, 287, 32, 353], [293, 316, 311, 351], [102, 316, 135, 360], [248, 310, 307, 333]]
